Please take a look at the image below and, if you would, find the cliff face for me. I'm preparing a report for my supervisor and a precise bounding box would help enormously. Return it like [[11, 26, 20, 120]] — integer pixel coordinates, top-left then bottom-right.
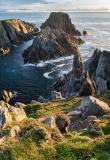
[[0, 19, 38, 55], [22, 27, 80, 64], [54, 51, 96, 98], [41, 12, 81, 36], [85, 49, 110, 95]]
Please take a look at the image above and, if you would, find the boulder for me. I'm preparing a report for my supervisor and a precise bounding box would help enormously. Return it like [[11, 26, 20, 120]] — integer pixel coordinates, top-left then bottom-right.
[[87, 115, 97, 121], [38, 96, 49, 103], [9, 126, 21, 138], [22, 27, 81, 64], [41, 12, 81, 36], [81, 96, 110, 119], [87, 123, 94, 131], [31, 100, 38, 104], [44, 117, 56, 128], [0, 101, 12, 129], [14, 102, 26, 108], [83, 30, 87, 35], [49, 91, 63, 101], [11, 105, 27, 122], [0, 90, 13, 103]]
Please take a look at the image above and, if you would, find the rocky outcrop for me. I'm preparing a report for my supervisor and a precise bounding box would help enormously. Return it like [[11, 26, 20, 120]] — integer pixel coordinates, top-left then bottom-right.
[[0, 90, 14, 103], [49, 91, 63, 101], [22, 27, 81, 64], [41, 12, 81, 36], [54, 51, 96, 98], [81, 96, 110, 119], [0, 101, 27, 129], [0, 19, 38, 55], [85, 49, 110, 95], [83, 30, 87, 35]]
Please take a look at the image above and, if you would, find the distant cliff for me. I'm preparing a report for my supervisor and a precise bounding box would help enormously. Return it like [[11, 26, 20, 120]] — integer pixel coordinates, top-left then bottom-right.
[[0, 19, 38, 55], [41, 12, 81, 36]]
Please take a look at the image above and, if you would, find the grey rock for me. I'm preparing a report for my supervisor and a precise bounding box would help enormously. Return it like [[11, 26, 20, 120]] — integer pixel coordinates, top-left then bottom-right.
[[14, 102, 26, 108], [81, 96, 110, 119], [38, 96, 49, 103], [87, 122, 94, 131], [9, 126, 21, 138], [0, 90, 13, 103], [49, 91, 63, 101], [31, 100, 38, 104], [87, 115, 97, 121], [41, 12, 81, 36], [22, 27, 81, 64], [44, 117, 56, 128]]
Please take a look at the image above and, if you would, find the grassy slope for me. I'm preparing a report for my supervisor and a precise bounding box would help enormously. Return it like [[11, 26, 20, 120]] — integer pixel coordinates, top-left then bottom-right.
[[1, 94, 110, 160]]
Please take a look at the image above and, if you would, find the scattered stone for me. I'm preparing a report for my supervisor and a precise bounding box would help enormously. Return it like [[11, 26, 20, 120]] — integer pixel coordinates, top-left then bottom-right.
[[0, 101, 12, 129], [31, 100, 38, 104], [9, 126, 21, 138], [87, 115, 97, 121], [14, 102, 26, 108], [83, 30, 88, 35], [44, 117, 56, 128], [81, 96, 110, 119], [49, 91, 63, 101], [67, 110, 81, 117], [0, 136, 7, 145], [38, 96, 49, 103], [87, 123, 94, 131]]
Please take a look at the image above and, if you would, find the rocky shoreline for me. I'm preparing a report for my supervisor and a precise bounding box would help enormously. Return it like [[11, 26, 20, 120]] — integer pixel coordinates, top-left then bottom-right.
[[0, 19, 38, 55]]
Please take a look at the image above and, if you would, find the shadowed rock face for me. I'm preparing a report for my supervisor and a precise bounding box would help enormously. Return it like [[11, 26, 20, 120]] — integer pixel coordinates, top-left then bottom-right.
[[54, 51, 97, 98], [0, 19, 38, 55], [22, 27, 80, 64], [85, 49, 110, 95], [41, 12, 81, 36]]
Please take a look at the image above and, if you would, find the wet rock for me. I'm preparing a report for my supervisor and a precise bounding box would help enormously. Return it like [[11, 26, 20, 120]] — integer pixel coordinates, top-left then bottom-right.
[[81, 96, 110, 119], [83, 30, 87, 35], [41, 12, 81, 36]]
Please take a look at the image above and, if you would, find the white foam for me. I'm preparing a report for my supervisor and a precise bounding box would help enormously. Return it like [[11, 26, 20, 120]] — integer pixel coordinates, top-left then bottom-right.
[[37, 55, 74, 68], [22, 63, 37, 67], [43, 71, 54, 79]]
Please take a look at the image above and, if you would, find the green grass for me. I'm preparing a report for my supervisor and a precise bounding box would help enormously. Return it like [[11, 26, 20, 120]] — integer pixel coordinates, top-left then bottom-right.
[[1, 95, 110, 160]]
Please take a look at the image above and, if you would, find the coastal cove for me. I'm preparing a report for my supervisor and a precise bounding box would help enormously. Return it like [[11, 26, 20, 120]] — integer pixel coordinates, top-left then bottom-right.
[[0, 12, 110, 104]]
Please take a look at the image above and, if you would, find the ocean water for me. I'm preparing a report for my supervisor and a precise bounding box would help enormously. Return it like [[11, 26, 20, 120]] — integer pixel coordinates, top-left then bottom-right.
[[0, 12, 110, 104]]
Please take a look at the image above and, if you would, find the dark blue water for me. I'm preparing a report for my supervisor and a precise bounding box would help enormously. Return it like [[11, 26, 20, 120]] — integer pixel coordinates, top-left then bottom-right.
[[0, 12, 110, 104]]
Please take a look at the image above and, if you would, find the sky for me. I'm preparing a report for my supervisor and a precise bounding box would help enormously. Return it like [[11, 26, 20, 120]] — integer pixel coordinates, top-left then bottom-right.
[[0, 0, 110, 12]]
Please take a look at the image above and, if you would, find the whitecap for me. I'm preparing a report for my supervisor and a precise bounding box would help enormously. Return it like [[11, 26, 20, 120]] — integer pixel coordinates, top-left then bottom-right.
[[43, 71, 54, 79], [22, 63, 37, 67]]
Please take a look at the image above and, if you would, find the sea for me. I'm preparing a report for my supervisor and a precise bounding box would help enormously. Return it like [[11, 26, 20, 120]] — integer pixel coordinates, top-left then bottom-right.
[[0, 12, 110, 104]]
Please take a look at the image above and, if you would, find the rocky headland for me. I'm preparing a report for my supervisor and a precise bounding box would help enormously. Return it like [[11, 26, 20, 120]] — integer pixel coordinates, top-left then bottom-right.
[[22, 12, 84, 64], [0, 19, 38, 55]]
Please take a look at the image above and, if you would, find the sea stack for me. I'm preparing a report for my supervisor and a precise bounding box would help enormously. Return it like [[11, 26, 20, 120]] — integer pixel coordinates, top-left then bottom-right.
[[41, 12, 81, 36]]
